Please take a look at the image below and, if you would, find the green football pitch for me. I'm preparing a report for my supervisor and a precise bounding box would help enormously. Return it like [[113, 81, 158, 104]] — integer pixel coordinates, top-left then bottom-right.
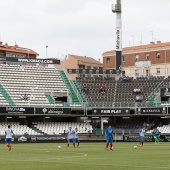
[[0, 142, 170, 170]]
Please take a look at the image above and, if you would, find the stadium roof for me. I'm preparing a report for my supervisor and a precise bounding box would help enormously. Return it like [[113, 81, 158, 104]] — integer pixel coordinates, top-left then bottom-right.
[[69, 54, 102, 65], [0, 42, 39, 55]]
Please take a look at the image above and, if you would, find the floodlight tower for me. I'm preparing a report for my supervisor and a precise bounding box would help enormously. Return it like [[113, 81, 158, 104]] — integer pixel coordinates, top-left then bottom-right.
[[112, 0, 122, 78]]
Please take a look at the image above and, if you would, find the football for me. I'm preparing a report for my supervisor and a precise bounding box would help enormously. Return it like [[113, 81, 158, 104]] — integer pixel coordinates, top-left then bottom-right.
[[134, 145, 137, 149], [58, 146, 62, 149]]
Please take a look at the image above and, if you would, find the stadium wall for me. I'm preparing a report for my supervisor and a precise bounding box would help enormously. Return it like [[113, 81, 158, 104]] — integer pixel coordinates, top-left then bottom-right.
[[0, 134, 170, 143]]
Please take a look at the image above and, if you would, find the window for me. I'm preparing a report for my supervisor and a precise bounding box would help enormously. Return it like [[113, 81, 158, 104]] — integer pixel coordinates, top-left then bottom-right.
[[146, 53, 149, 60], [156, 68, 160, 74], [6, 53, 18, 57], [156, 52, 160, 59], [79, 65, 85, 69], [122, 71, 125, 77], [122, 56, 125, 62], [18, 55, 25, 58], [146, 69, 150, 76], [106, 57, 110, 64], [87, 66, 91, 69], [135, 69, 139, 77], [6, 54, 11, 57], [135, 54, 139, 62]]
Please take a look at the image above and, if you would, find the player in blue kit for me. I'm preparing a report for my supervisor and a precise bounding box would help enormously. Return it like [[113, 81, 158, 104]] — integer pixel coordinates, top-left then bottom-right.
[[105, 125, 114, 150], [5, 125, 16, 151], [139, 126, 145, 146], [73, 127, 80, 148]]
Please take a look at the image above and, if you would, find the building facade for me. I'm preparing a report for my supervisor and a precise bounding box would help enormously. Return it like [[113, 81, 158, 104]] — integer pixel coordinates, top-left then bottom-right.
[[56, 54, 103, 79], [0, 41, 38, 64], [103, 42, 170, 78]]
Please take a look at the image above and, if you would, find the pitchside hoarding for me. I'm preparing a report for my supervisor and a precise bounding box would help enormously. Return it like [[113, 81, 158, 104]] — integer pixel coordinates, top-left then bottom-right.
[[35, 108, 71, 115], [160, 88, 170, 97], [0, 107, 85, 115], [138, 107, 167, 114], [0, 135, 66, 143], [124, 135, 153, 142], [0, 107, 34, 114], [91, 108, 130, 115], [17, 58, 60, 64], [164, 135, 170, 142], [0, 134, 169, 143], [0, 107, 70, 115], [0, 57, 60, 64]]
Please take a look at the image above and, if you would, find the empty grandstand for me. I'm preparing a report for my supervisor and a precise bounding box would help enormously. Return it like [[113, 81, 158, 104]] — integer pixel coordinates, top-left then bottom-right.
[[0, 64, 68, 107], [32, 122, 93, 135], [76, 75, 169, 108], [0, 57, 169, 143], [0, 122, 40, 136]]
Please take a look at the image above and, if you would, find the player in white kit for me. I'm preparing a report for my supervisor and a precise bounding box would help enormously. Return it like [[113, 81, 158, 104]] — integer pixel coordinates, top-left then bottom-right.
[[5, 125, 16, 151], [73, 127, 80, 147], [67, 127, 73, 148]]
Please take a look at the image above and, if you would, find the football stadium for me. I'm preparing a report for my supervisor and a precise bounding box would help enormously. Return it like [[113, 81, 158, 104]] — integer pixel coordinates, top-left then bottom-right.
[[1, 0, 170, 170]]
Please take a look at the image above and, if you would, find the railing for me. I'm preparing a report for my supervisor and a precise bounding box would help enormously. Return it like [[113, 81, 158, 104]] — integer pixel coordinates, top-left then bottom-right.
[[0, 101, 167, 109], [71, 80, 87, 103], [86, 101, 170, 108], [59, 64, 85, 105]]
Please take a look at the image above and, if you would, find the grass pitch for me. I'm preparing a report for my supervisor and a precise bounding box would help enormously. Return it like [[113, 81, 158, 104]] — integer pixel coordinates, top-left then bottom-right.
[[0, 142, 170, 170]]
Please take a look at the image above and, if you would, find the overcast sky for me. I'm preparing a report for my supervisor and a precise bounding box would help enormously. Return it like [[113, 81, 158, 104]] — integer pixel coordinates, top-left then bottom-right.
[[0, 0, 170, 61]]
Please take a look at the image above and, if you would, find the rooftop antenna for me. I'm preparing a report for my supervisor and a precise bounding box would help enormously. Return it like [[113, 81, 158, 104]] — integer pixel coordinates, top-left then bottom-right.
[[139, 34, 143, 45], [153, 38, 157, 43], [58, 52, 59, 58], [130, 35, 135, 46], [46, 46, 48, 59], [150, 31, 154, 42], [128, 41, 131, 46]]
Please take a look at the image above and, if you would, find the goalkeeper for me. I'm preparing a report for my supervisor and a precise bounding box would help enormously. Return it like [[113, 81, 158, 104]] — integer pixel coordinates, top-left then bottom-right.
[[153, 128, 160, 144]]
